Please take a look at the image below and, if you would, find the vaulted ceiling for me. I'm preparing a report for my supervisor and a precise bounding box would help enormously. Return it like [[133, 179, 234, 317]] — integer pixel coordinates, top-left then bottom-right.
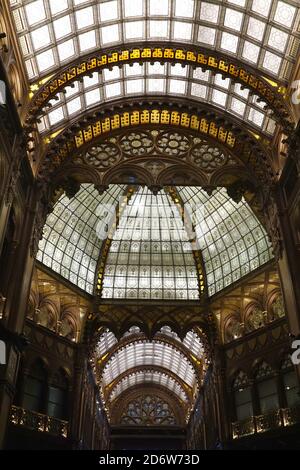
[[7, 0, 297, 426]]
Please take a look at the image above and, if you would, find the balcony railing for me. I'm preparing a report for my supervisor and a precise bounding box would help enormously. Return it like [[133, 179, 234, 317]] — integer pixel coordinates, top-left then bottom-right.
[[10, 406, 68, 438], [232, 406, 300, 439]]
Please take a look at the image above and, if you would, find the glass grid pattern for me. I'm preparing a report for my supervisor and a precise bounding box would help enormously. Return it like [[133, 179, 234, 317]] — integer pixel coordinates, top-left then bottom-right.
[[178, 186, 273, 296], [35, 65, 276, 136], [110, 371, 188, 402], [102, 341, 197, 388], [37, 183, 126, 293], [11, 0, 299, 80], [37, 184, 273, 297], [10, 0, 300, 136], [159, 327, 205, 359], [96, 329, 118, 357], [102, 187, 199, 300]]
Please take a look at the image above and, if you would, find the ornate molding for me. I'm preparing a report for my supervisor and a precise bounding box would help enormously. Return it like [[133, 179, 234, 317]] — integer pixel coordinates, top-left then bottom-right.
[[39, 102, 275, 188], [84, 302, 216, 355]]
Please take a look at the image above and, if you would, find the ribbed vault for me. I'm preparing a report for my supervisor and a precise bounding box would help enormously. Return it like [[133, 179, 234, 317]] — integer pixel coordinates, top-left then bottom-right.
[[92, 324, 210, 422]]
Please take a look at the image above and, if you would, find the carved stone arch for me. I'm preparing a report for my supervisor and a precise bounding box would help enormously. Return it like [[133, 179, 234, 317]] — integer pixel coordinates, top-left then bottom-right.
[[267, 289, 286, 320], [117, 320, 150, 340], [36, 297, 59, 331], [7, 61, 22, 104], [27, 290, 39, 320], [59, 309, 78, 340], [49, 366, 70, 388], [39, 102, 275, 188], [24, 354, 50, 374], [102, 163, 151, 186], [223, 312, 243, 344], [251, 359, 276, 380], [156, 164, 207, 187], [278, 349, 294, 370], [230, 369, 251, 389], [53, 163, 101, 189], [210, 165, 255, 187]]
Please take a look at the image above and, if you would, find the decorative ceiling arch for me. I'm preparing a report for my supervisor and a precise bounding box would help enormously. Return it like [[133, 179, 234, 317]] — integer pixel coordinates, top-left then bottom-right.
[[28, 43, 291, 130], [94, 326, 209, 406], [99, 339, 199, 390], [110, 385, 185, 426], [107, 366, 192, 404], [95, 334, 204, 386], [48, 126, 252, 192], [38, 101, 276, 187], [23, 44, 293, 134], [96, 325, 207, 362]]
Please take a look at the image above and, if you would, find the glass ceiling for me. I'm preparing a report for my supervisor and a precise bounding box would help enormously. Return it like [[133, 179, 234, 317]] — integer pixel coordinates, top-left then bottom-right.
[[101, 340, 198, 389], [37, 184, 273, 297], [178, 186, 273, 295], [96, 326, 206, 361], [35, 65, 276, 136], [109, 370, 189, 403], [10, 0, 300, 136], [37, 184, 126, 293], [101, 187, 199, 300], [95, 325, 207, 405]]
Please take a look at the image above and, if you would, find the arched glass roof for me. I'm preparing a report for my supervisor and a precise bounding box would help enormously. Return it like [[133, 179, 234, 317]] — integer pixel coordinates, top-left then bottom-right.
[[11, 0, 299, 81], [101, 341, 198, 388], [10, 0, 300, 135], [34, 66, 276, 135], [96, 326, 206, 361], [37, 184, 273, 296], [178, 186, 273, 295], [37, 183, 126, 293], [109, 370, 189, 403]]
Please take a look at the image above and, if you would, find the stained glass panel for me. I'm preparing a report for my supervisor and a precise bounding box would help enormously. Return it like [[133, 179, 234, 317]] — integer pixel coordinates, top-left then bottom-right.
[[102, 187, 199, 300], [119, 395, 177, 425], [178, 187, 273, 296]]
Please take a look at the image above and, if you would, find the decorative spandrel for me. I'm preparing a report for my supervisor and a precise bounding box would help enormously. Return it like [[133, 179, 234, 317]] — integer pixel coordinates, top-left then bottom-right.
[[119, 395, 177, 426]]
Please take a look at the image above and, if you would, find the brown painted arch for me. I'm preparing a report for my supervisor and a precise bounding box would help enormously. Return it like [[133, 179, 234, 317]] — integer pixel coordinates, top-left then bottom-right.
[[27, 43, 292, 129]]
